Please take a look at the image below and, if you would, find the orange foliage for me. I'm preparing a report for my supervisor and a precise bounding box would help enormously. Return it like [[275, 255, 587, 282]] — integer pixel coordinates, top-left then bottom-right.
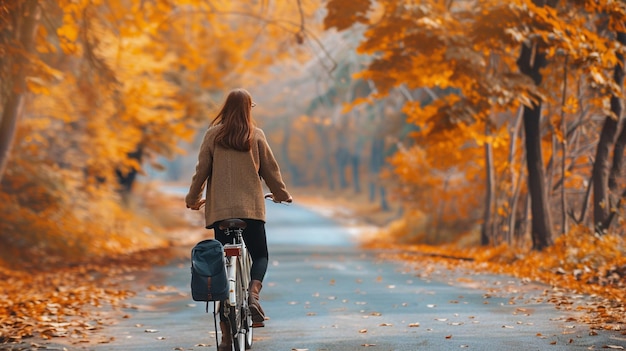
[[1, 0, 320, 268], [0, 247, 176, 343], [324, 0, 626, 249]]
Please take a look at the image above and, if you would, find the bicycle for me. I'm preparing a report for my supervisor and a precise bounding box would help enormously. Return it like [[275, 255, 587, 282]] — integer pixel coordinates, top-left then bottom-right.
[[207, 194, 290, 351], [217, 218, 254, 351]]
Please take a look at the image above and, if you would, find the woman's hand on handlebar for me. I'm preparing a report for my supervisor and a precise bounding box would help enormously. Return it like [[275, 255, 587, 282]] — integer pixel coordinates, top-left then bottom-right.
[[264, 193, 292, 204], [187, 199, 205, 210]]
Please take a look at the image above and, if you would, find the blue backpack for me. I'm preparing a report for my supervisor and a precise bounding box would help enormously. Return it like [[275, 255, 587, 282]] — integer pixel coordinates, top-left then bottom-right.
[[190, 239, 228, 301]]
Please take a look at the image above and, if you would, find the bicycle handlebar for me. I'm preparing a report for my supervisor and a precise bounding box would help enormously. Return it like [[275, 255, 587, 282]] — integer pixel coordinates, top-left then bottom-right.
[[264, 193, 292, 204], [189, 195, 291, 210]]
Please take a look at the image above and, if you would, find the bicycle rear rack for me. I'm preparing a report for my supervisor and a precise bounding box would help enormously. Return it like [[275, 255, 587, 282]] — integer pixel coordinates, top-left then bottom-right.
[[224, 244, 242, 257]]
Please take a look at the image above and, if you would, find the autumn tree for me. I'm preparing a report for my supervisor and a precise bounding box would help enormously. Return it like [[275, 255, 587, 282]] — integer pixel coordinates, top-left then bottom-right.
[[515, 0, 558, 250], [589, 2, 626, 234], [0, 0, 322, 265], [325, 1, 530, 244], [323, 0, 626, 247], [0, 0, 40, 183]]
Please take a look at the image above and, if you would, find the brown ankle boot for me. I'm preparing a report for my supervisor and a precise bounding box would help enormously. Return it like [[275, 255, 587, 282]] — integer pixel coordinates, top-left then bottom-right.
[[249, 280, 265, 327], [218, 321, 232, 351]]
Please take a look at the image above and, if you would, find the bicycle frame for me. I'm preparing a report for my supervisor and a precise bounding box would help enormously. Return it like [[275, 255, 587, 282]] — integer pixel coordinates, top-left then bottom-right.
[[221, 225, 253, 351], [223, 228, 251, 307]]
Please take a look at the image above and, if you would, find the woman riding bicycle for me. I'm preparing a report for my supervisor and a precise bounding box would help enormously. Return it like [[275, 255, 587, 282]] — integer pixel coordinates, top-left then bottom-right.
[[185, 88, 292, 350]]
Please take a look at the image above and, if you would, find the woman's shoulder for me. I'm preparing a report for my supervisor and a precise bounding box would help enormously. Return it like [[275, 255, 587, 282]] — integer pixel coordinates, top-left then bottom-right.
[[204, 124, 222, 137], [207, 124, 222, 133], [253, 127, 267, 139]]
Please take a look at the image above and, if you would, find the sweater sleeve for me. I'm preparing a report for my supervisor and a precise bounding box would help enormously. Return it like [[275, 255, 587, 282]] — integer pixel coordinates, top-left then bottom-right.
[[257, 129, 291, 202], [185, 129, 213, 207]]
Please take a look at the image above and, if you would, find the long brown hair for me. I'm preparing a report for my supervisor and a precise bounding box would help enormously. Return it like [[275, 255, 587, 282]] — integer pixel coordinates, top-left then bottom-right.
[[210, 88, 255, 151]]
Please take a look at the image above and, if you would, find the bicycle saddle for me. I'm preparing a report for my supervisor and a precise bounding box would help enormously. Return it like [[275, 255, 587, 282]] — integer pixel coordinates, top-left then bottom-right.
[[218, 218, 247, 230]]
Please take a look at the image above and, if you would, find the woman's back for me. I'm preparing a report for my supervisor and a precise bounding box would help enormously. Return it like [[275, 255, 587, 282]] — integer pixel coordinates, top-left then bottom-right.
[[186, 125, 290, 227]]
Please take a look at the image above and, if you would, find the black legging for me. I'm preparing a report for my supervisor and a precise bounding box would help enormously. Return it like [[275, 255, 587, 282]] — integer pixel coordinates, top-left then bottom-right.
[[213, 218, 269, 282]]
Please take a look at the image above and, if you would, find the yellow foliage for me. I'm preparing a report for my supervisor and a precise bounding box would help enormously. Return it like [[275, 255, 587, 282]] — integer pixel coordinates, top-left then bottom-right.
[[2, 0, 321, 270], [0, 162, 167, 269]]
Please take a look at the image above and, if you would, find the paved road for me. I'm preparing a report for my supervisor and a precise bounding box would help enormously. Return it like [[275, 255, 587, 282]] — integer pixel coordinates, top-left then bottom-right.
[[31, 201, 626, 351]]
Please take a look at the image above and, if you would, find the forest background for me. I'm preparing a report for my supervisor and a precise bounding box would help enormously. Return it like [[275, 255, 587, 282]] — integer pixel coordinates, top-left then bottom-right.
[[1, 0, 626, 343]]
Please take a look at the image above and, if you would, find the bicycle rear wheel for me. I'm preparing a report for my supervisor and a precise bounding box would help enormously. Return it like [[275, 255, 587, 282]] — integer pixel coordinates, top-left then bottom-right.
[[242, 256, 254, 349], [230, 256, 252, 351], [239, 258, 255, 350]]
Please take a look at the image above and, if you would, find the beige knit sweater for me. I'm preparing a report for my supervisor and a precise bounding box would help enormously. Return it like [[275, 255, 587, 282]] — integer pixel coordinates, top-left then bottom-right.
[[185, 126, 291, 228]]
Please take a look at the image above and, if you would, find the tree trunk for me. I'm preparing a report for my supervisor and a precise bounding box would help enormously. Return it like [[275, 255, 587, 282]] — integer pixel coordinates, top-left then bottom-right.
[[315, 124, 335, 190], [351, 154, 360, 193], [507, 108, 524, 244], [481, 131, 495, 246], [521, 101, 554, 250], [380, 186, 389, 212], [593, 113, 620, 234], [593, 31, 626, 234], [608, 34, 626, 194], [116, 147, 143, 199], [281, 119, 304, 187], [336, 147, 349, 189], [560, 56, 569, 235], [369, 135, 386, 202], [517, 32, 554, 250], [0, 0, 40, 183]]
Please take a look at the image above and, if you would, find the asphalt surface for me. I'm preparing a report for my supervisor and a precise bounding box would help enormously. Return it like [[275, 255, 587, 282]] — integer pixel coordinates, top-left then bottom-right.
[[19, 201, 626, 351]]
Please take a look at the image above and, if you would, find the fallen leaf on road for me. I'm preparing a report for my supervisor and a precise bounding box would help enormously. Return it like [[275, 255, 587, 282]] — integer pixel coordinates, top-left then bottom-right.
[[408, 322, 420, 327], [603, 346, 624, 349], [379, 323, 393, 326], [144, 329, 158, 333], [359, 329, 367, 333], [445, 335, 453, 339], [362, 344, 376, 347]]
